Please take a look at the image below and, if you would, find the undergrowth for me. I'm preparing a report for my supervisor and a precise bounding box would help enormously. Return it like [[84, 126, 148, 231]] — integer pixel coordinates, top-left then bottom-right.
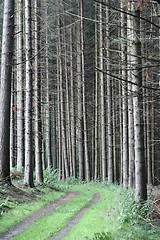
[[0, 197, 12, 216], [10, 167, 24, 181], [43, 168, 58, 185], [118, 189, 151, 227]]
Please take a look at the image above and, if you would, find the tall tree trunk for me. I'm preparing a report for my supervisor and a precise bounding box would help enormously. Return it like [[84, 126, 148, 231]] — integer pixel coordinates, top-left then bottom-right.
[[146, 75, 152, 184], [127, 10, 135, 188], [146, 6, 153, 185], [130, 2, 147, 201], [77, 1, 84, 180], [94, 2, 99, 180], [70, 26, 76, 178], [151, 81, 155, 184], [24, 0, 34, 187], [10, 71, 16, 169], [17, 0, 24, 170], [121, 0, 128, 188], [58, 14, 69, 178], [57, 43, 62, 180], [112, 82, 117, 182], [0, 0, 15, 185], [45, 5, 52, 170], [64, 28, 72, 177], [51, 94, 57, 170], [80, 0, 90, 181], [119, 74, 123, 185], [99, 1, 106, 181], [105, 1, 113, 182], [35, 0, 43, 183]]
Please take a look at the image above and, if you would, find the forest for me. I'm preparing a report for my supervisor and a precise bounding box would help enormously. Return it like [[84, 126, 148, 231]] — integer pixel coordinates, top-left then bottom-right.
[[0, 0, 160, 239]]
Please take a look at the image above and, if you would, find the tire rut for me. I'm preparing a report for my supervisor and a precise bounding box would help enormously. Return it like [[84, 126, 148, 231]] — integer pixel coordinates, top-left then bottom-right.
[[51, 192, 101, 240], [0, 191, 78, 240]]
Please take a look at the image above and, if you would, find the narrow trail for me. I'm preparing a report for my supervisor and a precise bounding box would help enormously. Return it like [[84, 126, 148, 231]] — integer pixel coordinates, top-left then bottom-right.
[[51, 193, 101, 240], [0, 191, 78, 240]]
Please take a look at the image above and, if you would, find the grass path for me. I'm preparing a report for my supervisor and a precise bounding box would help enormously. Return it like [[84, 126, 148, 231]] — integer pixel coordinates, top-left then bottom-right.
[[63, 184, 121, 240], [1, 182, 160, 240], [0, 185, 65, 235], [63, 183, 160, 240], [0, 191, 77, 240], [10, 187, 94, 240]]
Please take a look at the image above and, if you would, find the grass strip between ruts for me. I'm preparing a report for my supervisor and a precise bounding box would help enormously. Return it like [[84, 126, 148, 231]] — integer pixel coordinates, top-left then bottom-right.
[[11, 188, 94, 240]]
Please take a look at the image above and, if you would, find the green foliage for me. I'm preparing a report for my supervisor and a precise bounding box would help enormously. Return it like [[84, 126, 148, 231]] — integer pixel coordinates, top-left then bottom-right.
[[43, 168, 64, 191], [43, 168, 58, 186], [118, 189, 151, 228], [65, 177, 86, 185], [86, 231, 113, 240], [64, 184, 160, 240], [115, 189, 160, 240], [10, 167, 24, 181], [0, 197, 11, 216], [118, 190, 137, 227]]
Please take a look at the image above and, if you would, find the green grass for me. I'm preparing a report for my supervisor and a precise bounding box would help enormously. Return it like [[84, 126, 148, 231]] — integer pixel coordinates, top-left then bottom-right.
[[63, 182, 160, 240], [63, 183, 120, 240], [0, 186, 65, 234], [1, 181, 160, 240], [11, 188, 94, 240]]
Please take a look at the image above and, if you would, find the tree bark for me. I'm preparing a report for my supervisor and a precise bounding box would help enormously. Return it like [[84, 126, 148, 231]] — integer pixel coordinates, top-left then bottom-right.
[[105, 1, 113, 183], [80, 0, 90, 181], [64, 28, 72, 177], [35, 0, 43, 183], [24, 0, 34, 187], [121, 0, 128, 188], [0, 0, 15, 185], [10, 71, 16, 169], [77, 1, 84, 180], [94, 2, 99, 180], [57, 43, 62, 180], [17, 0, 24, 171], [130, 2, 147, 201], [45, 5, 52, 170], [70, 26, 76, 178], [100, 1, 106, 181], [58, 14, 69, 178], [128, 71, 134, 187], [127, 9, 135, 188]]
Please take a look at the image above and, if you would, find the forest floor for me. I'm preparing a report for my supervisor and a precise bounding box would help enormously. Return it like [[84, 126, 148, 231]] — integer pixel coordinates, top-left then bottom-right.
[[0, 180, 160, 240]]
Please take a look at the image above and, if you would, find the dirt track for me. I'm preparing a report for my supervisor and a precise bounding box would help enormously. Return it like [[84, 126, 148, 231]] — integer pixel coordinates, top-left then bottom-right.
[[0, 191, 78, 240], [0, 190, 101, 240]]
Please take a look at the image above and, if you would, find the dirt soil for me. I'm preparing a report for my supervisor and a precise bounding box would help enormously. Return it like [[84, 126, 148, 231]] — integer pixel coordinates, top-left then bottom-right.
[[0, 182, 39, 203], [0, 190, 78, 240]]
